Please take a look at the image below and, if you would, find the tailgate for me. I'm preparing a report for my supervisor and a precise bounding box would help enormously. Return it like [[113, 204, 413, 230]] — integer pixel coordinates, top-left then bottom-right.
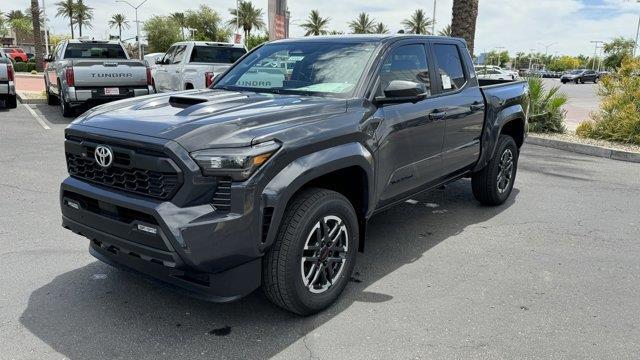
[[72, 60, 147, 87], [0, 64, 8, 82]]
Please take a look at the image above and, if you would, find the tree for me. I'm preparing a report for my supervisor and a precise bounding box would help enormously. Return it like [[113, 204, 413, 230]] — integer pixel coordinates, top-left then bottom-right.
[[300, 9, 330, 36], [374, 22, 389, 34], [171, 12, 187, 40], [246, 32, 269, 50], [143, 16, 181, 53], [108, 14, 129, 41], [485, 50, 509, 67], [49, 33, 71, 48], [6, 10, 26, 21], [0, 12, 8, 38], [227, 1, 265, 45], [186, 5, 231, 42], [349, 12, 375, 34], [55, 0, 75, 38], [402, 9, 433, 35], [9, 17, 32, 34], [73, 0, 92, 37], [30, 0, 44, 71], [602, 37, 635, 70], [451, 0, 479, 56], [438, 24, 452, 37]]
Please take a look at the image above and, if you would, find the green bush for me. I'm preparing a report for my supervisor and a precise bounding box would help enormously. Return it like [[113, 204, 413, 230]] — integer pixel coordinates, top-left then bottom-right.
[[13, 62, 36, 73], [527, 76, 568, 133], [577, 57, 640, 145]]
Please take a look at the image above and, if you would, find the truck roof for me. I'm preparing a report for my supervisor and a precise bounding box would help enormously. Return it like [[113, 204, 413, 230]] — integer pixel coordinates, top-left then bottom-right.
[[65, 38, 122, 45], [173, 41, 245, 48], [270, 34, 467, 46]]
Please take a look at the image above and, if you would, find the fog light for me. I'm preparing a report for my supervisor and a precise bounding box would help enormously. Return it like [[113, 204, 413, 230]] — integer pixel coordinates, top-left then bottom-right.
[[137, 224, 157, 235], [65, 200, 80, 209]]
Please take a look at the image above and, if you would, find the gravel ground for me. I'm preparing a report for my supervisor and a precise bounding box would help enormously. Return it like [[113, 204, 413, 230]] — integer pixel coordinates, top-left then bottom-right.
[[531, 132, 640, 154]]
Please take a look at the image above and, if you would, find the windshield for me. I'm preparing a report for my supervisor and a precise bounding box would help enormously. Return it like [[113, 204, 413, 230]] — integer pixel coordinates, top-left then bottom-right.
[[214, 41, 378, 98], [570, 70, 583, 75], [190, 46, 247, 64], [64, 43, 127, 59]]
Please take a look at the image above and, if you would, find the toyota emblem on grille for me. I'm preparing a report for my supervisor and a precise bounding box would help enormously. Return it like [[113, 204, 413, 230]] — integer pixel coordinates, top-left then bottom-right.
[[94, 145, 113, 168]]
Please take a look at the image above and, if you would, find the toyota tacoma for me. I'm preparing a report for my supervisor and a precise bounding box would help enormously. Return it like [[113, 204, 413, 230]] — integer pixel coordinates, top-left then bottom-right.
[[60, 35, 529, 315]]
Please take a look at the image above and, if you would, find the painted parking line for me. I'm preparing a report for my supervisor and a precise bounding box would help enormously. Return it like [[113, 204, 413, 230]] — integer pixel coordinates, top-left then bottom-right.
[[22, 103, 51, 130]]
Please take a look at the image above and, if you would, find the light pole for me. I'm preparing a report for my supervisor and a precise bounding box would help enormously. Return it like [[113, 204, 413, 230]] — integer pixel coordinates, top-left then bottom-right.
[[432, 0, 436, 35], [537, 42, 557, 70], [494, 46, 505, 66], [116, 0, 148, 60], [41, 0, 49, 57], [528, 48, 536, 71], [590, 40, 603, 70]]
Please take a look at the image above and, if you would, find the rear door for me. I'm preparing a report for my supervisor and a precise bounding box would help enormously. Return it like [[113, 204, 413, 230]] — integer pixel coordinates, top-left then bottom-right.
[[373, 41, 446, 207], [431, 41, 485, 176]]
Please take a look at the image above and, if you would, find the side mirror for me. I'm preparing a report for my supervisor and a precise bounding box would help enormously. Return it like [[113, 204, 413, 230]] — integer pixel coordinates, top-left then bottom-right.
[[374, 80, 427, 105], [155, 58, 163, 65]]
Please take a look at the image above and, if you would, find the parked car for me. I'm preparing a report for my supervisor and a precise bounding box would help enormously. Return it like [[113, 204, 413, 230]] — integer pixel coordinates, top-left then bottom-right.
[[44, 39, 154, 117], [1, 47, 29, 62], [152, 41, 246, 92], [60, 35, 529, 315], [476, 65, 518, 79], [143, 52, 164, 67], [560, 69, 599, 84], [0, 50, 17, 108], [476, 67, 515, 81]]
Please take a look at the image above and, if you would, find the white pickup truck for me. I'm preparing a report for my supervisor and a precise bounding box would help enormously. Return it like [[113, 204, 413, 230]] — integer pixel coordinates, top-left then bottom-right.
[[152, 41, 247, 92], [0, 50, 17, 109], [44, 39, 154, 117]]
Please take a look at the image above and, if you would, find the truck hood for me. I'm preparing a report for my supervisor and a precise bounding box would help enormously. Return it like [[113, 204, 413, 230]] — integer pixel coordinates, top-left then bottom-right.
[[73, 89, 348, 151]]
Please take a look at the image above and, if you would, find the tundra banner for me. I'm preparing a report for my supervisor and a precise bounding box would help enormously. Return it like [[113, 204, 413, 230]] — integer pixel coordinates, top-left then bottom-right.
[[268, 0, 289, 40]]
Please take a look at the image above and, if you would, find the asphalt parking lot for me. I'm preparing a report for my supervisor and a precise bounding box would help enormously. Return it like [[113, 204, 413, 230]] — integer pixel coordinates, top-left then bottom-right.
[[542, 78, 599, 131], [1, 103, 639, 359]]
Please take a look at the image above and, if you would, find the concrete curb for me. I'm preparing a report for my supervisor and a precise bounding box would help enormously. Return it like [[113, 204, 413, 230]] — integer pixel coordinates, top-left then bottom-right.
[[15, 72, 45, 78], [16, 93, 47, 105], [526, 136, 640, 163]]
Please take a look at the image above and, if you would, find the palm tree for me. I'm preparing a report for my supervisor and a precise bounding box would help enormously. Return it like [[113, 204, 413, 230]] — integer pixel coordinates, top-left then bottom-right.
[[438, 24, 452, 37], [31, 0, 44, 71], [402, 9, 433, 35], [348, 12, 375, 34], [171, 12, 187, 40], [227, 1, 265, 46], [451, 0, 479, 56], [108, 13, 129, 41], [6, 10, 26, 21], [73, 0, 93, 37], [0, 12, 8, 38], [300, 10, 330, 36], [373, 22, 389, 34], [55, 0, 75, 38]]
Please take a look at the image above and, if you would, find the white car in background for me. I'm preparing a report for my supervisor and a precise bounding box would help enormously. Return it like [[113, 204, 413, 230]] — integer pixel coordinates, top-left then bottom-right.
[[152, 41, 247, 92], [475, 66, 516, 81]]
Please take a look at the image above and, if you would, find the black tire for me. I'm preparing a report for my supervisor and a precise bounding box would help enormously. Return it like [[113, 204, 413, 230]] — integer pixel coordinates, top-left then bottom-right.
[[594, 77, 599, 84], [59, 81, 74, 118], [6, 94, 17, 109], [262, 188, 358, 316], [574, 78, 579, 84], [471, 135, 519, 206], [46, 82, 58, 106]]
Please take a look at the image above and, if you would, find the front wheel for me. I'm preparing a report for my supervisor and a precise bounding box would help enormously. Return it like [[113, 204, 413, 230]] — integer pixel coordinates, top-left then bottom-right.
[[262, 188, 358, 316], [471, 135, 519, 206]]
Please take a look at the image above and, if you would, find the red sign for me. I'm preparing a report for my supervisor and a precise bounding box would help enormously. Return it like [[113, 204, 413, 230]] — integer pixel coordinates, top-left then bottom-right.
[[274, 15, 286, 39], [234, 33, 242, 44]]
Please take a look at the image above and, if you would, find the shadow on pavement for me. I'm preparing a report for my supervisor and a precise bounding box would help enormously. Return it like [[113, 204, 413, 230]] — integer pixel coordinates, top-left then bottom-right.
[[20, 179, 518, 359]]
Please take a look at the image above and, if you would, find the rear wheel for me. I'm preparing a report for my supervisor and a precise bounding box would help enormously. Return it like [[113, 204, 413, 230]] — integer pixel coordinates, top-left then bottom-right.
[[58, 81, 74, 118], [472, 135, 518, 206], [46, 81, 58, 106], [262, 188, 358, 316], [5, 95, 17, 109]]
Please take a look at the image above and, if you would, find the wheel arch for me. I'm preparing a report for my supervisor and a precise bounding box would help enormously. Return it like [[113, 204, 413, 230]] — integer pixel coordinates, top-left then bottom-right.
[[261, 143, 374, 252], [474, 104, 527, 172]]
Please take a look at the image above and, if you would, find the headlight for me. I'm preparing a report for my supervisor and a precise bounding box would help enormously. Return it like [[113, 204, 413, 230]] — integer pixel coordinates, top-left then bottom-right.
[[191, 140, 280, 181]]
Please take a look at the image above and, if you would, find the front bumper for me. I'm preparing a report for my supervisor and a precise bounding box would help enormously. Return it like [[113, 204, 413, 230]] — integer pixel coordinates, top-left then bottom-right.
[[60, 127, 267, 301]]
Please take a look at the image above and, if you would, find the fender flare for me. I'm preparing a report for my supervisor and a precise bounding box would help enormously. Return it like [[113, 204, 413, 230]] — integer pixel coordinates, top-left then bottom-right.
[[260, 142, 375, 248], [474, 104, 526, 172]]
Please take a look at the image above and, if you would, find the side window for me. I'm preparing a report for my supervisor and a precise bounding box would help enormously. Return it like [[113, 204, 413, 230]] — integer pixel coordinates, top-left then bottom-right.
[[433, 44, 467, 92], [56, 44, 64, 59], [172, 45, 186, 64], [377, 44, 430, 97], [163, 46, 176, 64]]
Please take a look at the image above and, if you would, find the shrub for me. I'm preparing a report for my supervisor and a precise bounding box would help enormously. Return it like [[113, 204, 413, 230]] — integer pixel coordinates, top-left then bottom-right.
[[577, 57, 640, 145], [13, 62, 36, 73], [527, 76, 568, 133]]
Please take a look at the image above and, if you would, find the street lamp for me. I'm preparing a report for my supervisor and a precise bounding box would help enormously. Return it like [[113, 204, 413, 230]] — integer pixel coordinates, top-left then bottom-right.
[[115, 0, 148, 60], [634, 0, 640, 57], [537, 42, 557, 70], [432, 0, 437, 35], [590, 40, 603, 70]]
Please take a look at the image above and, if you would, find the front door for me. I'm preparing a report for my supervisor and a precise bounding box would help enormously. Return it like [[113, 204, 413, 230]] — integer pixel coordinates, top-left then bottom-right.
[[431, 42, 485, 176], [373, 42, 446, 207], [154, 46, 175, 92]]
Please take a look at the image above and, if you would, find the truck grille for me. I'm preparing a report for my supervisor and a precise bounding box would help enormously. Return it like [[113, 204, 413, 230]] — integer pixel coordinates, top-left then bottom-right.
[[66, 152, 180, 200], [212, 177, 232, 211]]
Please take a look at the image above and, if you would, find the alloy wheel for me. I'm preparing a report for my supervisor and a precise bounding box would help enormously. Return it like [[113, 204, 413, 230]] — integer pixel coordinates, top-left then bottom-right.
[[496, 149, 514, 194]]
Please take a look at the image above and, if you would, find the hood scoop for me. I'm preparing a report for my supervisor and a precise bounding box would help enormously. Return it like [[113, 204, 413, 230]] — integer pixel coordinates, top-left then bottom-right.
[[169, 95, 209, 108]]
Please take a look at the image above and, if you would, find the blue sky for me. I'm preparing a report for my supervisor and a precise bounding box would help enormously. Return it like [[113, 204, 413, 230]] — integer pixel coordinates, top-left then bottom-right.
[[7, 0, 640, 55]]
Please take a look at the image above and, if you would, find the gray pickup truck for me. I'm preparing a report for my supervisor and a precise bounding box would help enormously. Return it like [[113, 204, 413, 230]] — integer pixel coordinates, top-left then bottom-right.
[[60, 35, 529, 315], [44, 39, 154, 117], [0, 51, 17, 109]]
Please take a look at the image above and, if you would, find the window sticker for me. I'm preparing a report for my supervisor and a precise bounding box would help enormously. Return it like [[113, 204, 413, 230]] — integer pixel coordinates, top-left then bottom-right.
[[441, 74, 452, 90]]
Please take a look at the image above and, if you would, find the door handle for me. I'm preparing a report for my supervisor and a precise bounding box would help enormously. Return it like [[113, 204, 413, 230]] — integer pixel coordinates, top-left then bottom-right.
[[428, 111, 447, 121], [470, 103, 484, 111]]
